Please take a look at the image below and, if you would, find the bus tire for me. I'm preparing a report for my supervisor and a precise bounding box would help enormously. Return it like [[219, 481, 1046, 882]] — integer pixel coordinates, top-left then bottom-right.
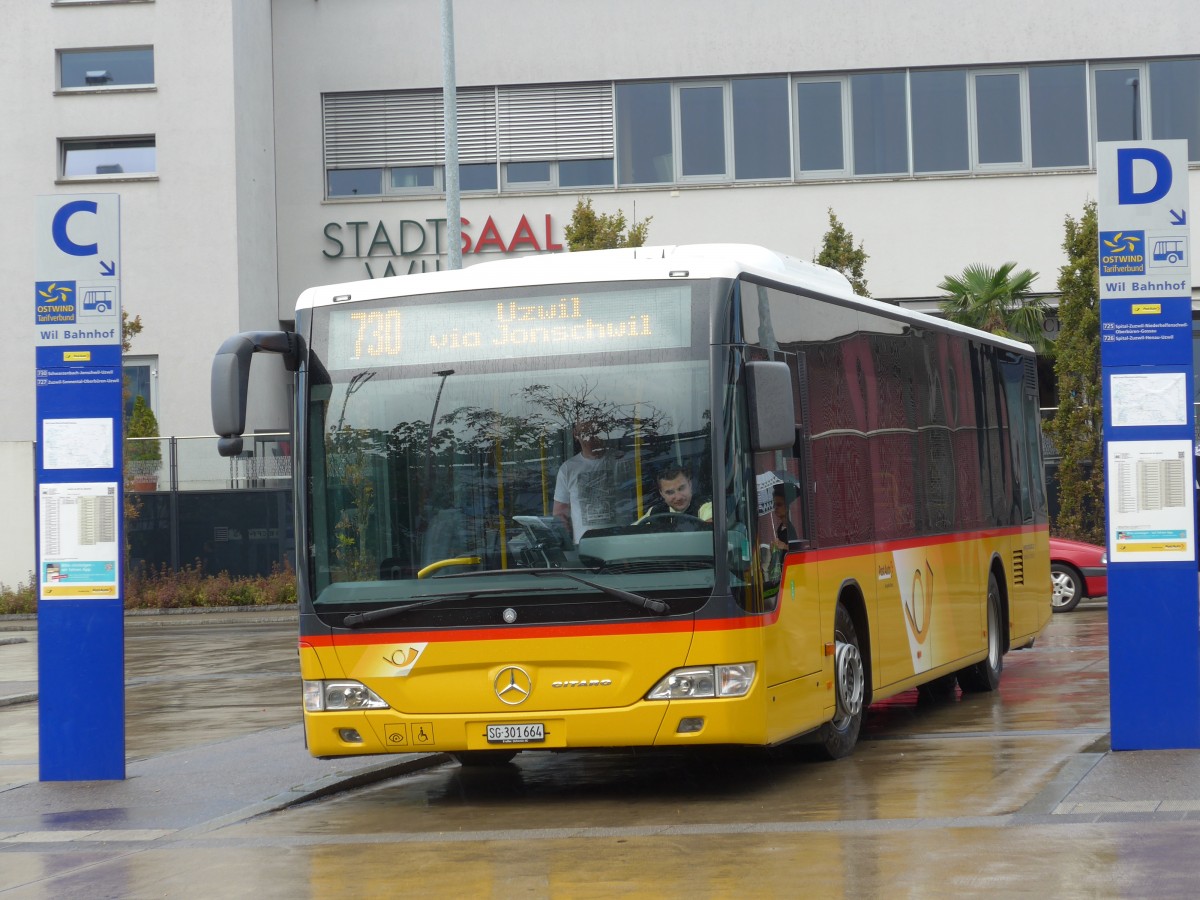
[[815, 603, 865, 760], [453, 750, 518, 767], [958, 573, 1003, 693]]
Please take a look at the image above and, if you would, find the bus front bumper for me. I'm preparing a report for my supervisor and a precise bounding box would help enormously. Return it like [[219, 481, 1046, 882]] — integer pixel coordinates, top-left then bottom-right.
[[303, 694, 770, 758]]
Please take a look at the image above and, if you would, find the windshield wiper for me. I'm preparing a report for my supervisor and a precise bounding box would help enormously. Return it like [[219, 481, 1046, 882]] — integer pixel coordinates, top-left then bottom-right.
[[429, 567, 671, 615], [527, 569, 670, 615], [342, 586, 562, 629]]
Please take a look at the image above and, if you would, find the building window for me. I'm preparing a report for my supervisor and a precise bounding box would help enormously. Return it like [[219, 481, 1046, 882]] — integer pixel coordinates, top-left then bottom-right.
[[389, 165, 437, 192], [850, 72, 909, 175], [460, 163, 498, 191], [732, 77, 790, 180], [1029, 64, 1089, 168], [558, 158, 613, 187], [677, 83, 728, 180], [1150, 58, 1200, 161], [796, 79, 847, 174], [328, 168, 382, 197], [911, 69, 969, 173], [61, 137, 155, 178], [1094, 65, 1145, 142], [59, 47, 153, 90], [503, 160, 553, 187], [616, 81, 673, 185], [972, 70, 1024, 168]]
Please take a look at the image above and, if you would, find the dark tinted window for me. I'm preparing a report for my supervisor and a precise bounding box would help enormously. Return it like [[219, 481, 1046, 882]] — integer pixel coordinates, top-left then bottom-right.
[[328, 168, 382, 197], [911, 70, 968, 173], [732, 77, 790, 179], [1029, 65, 1089, 167], [616, 82, 673, 185]]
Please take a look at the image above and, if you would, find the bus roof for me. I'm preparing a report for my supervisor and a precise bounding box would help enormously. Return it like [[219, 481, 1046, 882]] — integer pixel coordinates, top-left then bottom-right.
[[296, 244, 1034, 354]]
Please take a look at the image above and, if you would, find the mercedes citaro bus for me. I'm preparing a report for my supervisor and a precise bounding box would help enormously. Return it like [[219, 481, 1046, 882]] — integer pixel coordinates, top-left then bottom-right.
[[211, 244, 1050, 764]]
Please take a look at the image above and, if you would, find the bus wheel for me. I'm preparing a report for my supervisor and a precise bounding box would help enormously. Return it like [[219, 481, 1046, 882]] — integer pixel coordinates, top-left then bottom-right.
[[816, 603, 865, 760], [958, 573, 1003, 693], [453, 750, 518, 767]]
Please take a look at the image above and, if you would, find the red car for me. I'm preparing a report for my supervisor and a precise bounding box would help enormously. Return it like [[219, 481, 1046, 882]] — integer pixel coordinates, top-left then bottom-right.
[[1049, 536, 1108, 613]]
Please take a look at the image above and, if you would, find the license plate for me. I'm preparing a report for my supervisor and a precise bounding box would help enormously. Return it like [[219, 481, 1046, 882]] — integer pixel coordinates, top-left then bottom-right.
[[486, 723, 545, 744]]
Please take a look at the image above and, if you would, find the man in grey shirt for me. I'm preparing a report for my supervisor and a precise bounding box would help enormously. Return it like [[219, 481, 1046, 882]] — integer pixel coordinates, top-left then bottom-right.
[[553, 420, 620, 542]]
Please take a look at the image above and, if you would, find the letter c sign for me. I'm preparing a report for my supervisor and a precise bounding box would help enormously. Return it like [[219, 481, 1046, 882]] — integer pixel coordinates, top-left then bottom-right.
[[52, 199, 99, 257], [1117, 148, 1172, 205]]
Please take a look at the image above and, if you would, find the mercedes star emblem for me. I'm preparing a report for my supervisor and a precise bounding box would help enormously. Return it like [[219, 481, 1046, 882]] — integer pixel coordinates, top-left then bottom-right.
[[494, 665, 532, 705]]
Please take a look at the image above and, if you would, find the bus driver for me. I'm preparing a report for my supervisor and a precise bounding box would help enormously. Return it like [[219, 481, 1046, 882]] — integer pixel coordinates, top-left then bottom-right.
[[639, 464, 712, 522]]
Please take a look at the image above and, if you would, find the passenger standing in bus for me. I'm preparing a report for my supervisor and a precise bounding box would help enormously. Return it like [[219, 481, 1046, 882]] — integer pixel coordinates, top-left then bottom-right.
[[761, 484, 797, 586], [771, 484, 797, 550], [553, 420, 620, 542]]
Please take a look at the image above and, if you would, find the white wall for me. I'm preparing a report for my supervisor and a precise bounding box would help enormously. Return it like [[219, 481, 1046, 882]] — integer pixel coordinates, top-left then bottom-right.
[[271, 0, 1200, 90], [0, 443, 35, 589]]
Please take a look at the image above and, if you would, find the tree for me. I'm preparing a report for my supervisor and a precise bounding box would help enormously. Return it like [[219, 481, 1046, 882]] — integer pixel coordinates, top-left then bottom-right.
[[815, 208, 870, 297], [937, 262, 1051, 353], [1044, 201, 1104, 544], [126, 396, 162, 465], [564, 198, 651, 250]]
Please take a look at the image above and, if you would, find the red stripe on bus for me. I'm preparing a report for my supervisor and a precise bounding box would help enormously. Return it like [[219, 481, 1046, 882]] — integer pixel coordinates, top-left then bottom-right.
[[793, 524, 1047, 563]]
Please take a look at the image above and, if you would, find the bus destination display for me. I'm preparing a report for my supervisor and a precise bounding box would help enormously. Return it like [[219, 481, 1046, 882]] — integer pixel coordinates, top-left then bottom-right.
[[326, 286, 691, 369]]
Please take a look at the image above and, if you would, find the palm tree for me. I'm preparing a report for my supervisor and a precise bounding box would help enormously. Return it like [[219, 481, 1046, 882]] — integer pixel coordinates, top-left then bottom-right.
[[938, 262, 1050, 353]]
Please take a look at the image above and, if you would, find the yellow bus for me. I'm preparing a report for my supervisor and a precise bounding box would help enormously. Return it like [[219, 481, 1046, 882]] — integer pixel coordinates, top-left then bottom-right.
[[212, 244, 1050, 763]]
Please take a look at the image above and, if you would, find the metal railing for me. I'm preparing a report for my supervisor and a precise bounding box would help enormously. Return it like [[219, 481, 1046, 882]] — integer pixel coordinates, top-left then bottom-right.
[[126, 432, 292, 492]]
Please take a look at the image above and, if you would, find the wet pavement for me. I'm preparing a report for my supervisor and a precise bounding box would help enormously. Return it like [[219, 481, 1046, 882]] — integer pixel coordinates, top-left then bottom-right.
[[5, 601, 1200, 897]]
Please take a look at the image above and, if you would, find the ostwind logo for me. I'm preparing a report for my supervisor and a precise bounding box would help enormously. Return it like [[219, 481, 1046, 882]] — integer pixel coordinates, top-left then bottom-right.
[[38, 282, 73, 304], [1103, 232, 1141, 254]]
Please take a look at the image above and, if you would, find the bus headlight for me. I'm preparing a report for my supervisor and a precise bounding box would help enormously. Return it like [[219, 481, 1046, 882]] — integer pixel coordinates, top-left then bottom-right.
[[646, 664, 756, 700], [303, 680, 389, 712]]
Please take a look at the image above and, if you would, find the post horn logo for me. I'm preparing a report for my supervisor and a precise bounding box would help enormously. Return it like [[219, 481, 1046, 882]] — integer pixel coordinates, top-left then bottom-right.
[[903, 562, 934, 646], [382, 643, 427, 676]]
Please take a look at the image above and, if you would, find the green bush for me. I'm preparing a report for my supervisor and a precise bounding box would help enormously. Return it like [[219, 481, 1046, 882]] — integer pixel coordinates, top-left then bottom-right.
[[0, 574, 36, 615], [126, 395, 162, 463], [0, 563, 296, 615]]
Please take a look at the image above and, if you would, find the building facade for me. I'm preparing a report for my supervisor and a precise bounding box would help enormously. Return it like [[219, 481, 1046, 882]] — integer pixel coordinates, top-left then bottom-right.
[[2, 0, 1197, 584]]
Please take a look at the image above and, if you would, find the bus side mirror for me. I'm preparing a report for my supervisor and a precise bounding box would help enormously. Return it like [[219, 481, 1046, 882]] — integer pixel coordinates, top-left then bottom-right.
[[211, 331, 303, 458], [746, 360, 794, 452]]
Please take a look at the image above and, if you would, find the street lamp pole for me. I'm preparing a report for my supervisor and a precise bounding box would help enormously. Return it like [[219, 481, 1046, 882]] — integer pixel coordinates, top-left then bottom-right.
[[424, 369, 455, 516], [441, 0, 462, 270]]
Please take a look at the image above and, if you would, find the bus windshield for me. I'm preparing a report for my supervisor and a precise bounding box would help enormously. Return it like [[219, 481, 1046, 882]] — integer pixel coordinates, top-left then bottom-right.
[[305, 280, 716, 614]]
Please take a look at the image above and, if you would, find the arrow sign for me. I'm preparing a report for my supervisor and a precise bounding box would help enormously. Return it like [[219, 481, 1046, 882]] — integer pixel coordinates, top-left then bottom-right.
[[100, 260, 116, 276], [1171, 209, 1187, 226]]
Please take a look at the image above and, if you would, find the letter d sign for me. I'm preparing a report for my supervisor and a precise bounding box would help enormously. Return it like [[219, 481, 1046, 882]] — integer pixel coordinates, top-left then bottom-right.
[[1117, 148, 1172, 205]]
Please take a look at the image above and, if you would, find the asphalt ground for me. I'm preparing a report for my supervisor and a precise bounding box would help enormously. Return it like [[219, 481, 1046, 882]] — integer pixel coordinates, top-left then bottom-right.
[[4, 598, 1200, 846], [0, 608, 449, 841]]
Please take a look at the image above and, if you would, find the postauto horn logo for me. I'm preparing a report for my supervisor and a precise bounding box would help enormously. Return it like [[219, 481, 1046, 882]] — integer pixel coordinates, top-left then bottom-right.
[[1100, 231, 1145, 277], [35, 281, 77, 324]]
